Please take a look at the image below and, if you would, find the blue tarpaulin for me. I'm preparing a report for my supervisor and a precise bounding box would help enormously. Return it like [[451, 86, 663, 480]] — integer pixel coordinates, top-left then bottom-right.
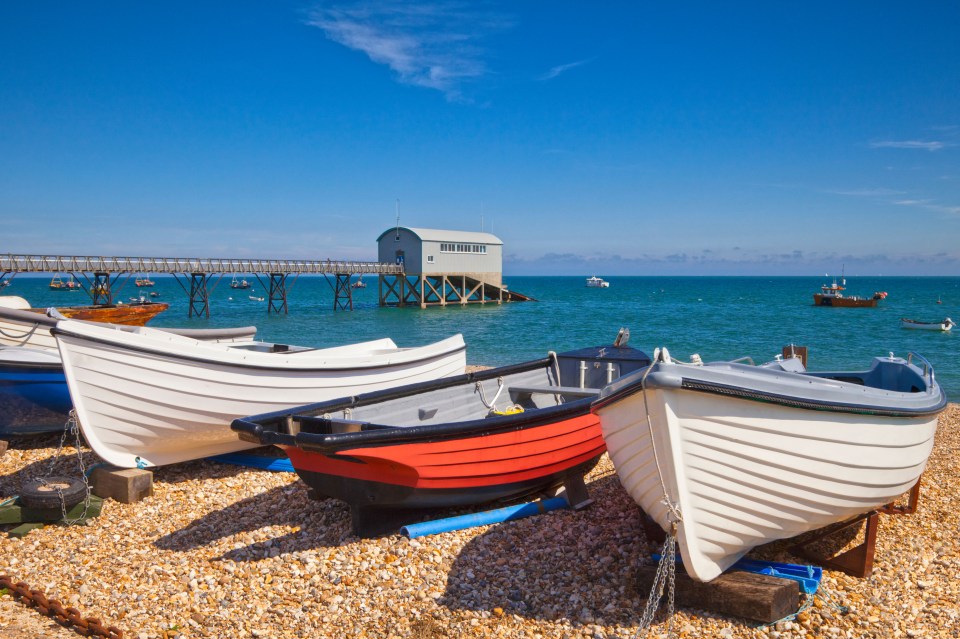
[[209, 453, 294, 472]]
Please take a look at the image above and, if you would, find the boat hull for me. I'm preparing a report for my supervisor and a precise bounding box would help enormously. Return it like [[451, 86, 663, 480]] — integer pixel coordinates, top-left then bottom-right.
[[593, 355, 945, 582], [54, 321, 467, 468], [48, 302, 168, 326], [283, 412, 605, 511], [0, 349, 71, 435], [813, 294, 878, 307]]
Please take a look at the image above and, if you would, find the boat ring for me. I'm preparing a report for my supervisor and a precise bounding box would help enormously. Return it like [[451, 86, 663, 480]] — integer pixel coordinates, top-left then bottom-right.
[[19, 476, 87, 510]]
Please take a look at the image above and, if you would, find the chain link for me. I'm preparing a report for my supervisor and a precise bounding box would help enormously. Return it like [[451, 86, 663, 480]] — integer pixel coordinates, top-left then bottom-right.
[[0, 574, 123, 639], [35, 410, 93, 525], [632, 524, 679, 639]]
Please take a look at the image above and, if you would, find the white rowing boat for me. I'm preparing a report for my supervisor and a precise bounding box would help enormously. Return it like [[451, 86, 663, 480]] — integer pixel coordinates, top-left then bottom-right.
[[53, 319, 467, 468], [592, 348, 946, 582], [900, 317, 954, 331]]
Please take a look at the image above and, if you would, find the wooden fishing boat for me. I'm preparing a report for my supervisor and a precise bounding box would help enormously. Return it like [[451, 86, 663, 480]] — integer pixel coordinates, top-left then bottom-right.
[[0, 296, 169, 349], [135, 276, 155, 287], [231, 333, 651, 535], [53, 319, 468, 468], [900, 317, 954, 331], [813, 276, 886, 307], [592, 348, 946, 582]]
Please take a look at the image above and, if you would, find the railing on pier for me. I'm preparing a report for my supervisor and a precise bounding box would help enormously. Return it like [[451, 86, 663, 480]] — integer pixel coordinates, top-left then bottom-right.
[[0, 254, 404, 316]]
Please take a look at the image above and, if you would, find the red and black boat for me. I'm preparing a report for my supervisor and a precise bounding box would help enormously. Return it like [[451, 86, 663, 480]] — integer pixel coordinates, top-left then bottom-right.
[[232, 332, 650, 535]]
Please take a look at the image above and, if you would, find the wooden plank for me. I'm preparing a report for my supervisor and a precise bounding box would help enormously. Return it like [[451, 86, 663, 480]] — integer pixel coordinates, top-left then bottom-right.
[[0, 496, 103, 525], [636, 565, 799, 623], [0, 439, 8, 458]]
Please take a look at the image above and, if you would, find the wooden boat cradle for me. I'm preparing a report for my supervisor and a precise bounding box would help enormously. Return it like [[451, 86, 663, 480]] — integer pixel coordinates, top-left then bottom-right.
[[789, 477, 923, 579]]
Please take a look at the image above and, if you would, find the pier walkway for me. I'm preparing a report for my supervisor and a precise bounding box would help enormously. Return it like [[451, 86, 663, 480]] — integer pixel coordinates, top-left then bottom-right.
[[0, 254, 402, 317]]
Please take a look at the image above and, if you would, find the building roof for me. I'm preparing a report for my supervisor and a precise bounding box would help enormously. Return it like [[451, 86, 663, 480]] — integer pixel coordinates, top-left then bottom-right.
[[377, 227, 503, 245]]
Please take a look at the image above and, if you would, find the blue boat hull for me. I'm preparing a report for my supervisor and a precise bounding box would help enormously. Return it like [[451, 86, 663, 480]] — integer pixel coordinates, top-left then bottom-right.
[[0, 360, 71, 435]]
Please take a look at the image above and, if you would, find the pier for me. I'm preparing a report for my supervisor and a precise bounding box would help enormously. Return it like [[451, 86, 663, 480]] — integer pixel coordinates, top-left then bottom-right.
[[0, 254, 403, 317]]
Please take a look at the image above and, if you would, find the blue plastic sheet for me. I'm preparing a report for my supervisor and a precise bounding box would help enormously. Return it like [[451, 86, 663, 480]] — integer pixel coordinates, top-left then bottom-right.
[[653, 554, 822, 594], [209, 452, 294, 472]]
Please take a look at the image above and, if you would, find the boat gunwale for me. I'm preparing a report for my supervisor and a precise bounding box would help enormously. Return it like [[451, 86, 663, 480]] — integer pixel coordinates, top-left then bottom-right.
[[50, 324, 466, 373], [593, 364, 948, 418]]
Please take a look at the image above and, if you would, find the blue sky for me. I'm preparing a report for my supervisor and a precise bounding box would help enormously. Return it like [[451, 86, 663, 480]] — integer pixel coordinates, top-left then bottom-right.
[[1, 2, 958, 275]]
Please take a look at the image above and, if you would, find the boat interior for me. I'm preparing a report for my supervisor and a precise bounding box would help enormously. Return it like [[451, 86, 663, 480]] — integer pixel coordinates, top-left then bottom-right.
[[243, 344, 652, 438], [804, 355, 933, 393]]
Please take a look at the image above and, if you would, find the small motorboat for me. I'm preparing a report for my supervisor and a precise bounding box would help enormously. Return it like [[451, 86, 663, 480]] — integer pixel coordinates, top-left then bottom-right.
[[53, 320, 468, 467], [232, 330, 651, 535], [585, 276, 610, 288], [249, 295, 265, 302], [592, 347, 946, 582], [900, 317, 954, 331]]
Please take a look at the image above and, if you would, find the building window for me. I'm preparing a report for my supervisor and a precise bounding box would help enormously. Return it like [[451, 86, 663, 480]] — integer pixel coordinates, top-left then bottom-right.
[[427, 255, 434, 263], [439, 242, 489, 254]]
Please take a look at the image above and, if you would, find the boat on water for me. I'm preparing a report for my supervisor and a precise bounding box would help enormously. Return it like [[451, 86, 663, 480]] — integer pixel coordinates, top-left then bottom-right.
[[813, 275, 887, 307], [586, 276, 610, 288], [49, 274, 82, 291], [232, 331, 650, 535], [135, 276, 155, 287], [352, 280, 367, 289], [231, 276, 252, 289], [249, 295, 265, 302], [591, 347, 946, 582], [900, 317, 955, 331], [53, 319, 468, 468], [0, 296, 170, 349]]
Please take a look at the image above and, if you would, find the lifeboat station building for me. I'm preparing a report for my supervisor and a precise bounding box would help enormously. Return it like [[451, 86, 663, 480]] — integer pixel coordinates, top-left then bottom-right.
[[376, 227, 532, 307]]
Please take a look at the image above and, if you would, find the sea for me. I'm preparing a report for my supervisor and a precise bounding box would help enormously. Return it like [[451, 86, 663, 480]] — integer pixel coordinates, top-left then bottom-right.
[[8, 274, 960, 401]]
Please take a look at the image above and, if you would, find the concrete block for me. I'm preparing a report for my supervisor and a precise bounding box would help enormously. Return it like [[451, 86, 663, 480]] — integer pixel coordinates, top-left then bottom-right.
[[91, 466, 154, 504]]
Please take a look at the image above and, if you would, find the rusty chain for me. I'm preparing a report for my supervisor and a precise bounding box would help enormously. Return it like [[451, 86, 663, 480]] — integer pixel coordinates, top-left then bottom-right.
[[0, 574, 123, 639]]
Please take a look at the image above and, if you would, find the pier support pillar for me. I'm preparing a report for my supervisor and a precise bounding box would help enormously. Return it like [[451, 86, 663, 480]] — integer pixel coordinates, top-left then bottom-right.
[[333, 274, 353, 311], [268, 273, 288, 314], [91, 272, 112, 305], [188, 272, 210, 318]]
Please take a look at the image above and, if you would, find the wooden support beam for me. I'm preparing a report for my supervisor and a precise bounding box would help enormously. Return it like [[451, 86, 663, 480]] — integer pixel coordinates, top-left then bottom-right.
[[790, 511, 878, 578], [0, 439, 7, 458], [636, 566, 800, 624]]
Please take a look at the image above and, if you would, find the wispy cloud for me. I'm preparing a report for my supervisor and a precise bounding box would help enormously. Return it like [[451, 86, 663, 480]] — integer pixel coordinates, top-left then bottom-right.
[[894, 199, 960, 216], [538, 57, 594, 81], [827, 188, 905, 197], [869, 140, 950, 151], [307, 1, 514, 101]]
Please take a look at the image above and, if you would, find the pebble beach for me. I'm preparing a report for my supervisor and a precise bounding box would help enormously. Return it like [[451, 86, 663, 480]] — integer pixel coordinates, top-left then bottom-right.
[[2, 404, 958, 639]]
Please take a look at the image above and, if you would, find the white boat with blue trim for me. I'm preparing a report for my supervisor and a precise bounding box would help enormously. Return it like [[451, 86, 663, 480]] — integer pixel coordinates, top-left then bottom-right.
[[592, 348, 947, 582]]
